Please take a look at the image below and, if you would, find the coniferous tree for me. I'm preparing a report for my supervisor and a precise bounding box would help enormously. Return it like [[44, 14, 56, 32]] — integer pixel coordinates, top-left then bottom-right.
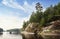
[[29, 2, 43, 23]]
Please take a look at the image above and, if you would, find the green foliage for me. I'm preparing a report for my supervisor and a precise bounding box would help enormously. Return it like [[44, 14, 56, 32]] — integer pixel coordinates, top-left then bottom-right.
[[29, 11, 43, 23], [53, 3, 60, 15], [40, 17, 45, 26], [44, 5, 54, 23]]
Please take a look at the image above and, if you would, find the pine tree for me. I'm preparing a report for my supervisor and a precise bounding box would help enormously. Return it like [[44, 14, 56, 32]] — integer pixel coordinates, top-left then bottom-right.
[[35, 2, 43, 12]]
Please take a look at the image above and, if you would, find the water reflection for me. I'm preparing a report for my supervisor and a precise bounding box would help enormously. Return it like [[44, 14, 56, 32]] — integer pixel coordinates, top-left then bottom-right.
[[0, 32, 22, 39], [0, 32, 60, 39], [0, 33, 3, 36], [21, 32, 60, 39], [22, 34, 43, 39], [44, 35, 60, 39]]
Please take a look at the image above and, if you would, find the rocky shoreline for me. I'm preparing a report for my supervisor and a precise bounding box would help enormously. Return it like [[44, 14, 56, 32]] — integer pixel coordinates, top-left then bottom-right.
[[21, 20, 60, 39]]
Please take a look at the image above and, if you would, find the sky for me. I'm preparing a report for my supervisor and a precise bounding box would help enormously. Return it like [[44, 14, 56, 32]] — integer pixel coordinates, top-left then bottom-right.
[[0, 0, 60, 30]]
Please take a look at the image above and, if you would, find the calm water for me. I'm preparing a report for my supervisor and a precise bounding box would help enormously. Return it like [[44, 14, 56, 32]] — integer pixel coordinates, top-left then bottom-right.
[[0, 32, 44, 39], [0, 32, 22, 39], [0, 32, 60, 39]]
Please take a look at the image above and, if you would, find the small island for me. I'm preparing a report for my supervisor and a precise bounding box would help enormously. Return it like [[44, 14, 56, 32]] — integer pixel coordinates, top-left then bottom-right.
[[7, 28, 20, 34], [0, 28, 3, 34]]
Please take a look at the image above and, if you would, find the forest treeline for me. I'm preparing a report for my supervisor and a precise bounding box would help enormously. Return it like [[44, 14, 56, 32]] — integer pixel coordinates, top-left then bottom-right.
[[22, 2, 60, 30]]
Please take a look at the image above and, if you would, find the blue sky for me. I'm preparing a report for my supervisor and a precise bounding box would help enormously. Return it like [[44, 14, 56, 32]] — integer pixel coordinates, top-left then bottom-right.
[[0, 0, 60, 30]]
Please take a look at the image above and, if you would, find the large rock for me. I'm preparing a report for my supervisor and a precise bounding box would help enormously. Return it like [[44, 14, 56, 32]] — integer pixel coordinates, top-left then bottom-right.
[[41, 20, 60, 39], [25, 23, 39, 32], [21, 23, 44, 39]]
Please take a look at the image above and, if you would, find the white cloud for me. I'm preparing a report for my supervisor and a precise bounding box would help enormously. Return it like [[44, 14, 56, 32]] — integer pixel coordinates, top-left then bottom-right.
[[23, 1, 36, 14], [2, 0, 25, 11], [0, 15, 24, 30], [2, 0, 36, 14]]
